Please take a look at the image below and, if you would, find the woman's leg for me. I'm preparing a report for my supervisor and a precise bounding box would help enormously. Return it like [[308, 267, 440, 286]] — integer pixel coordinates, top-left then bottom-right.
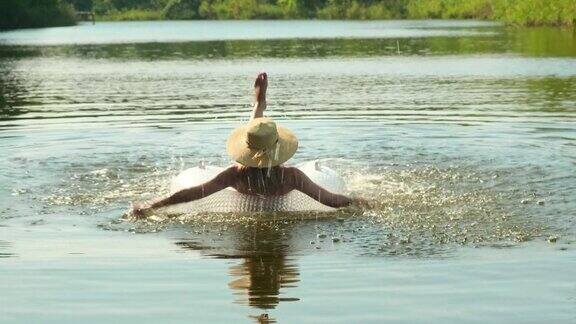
[[251, 72, 267, 120]]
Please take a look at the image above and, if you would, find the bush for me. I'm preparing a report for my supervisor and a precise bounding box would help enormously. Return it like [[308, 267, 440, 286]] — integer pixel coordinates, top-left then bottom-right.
[[162, 0, 201, 19], [102, 8, 163, 20], [406, 0, 575, 26], [197, 0, 284, 19], [318, 0, 402, 20], [493, 0, 576, 26]]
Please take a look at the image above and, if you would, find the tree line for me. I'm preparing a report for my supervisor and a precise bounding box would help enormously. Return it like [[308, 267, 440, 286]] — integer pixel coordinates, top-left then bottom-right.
[[90, 0, 576, 26], [1, 0, 574, 30], [86, 0, 408, 20]]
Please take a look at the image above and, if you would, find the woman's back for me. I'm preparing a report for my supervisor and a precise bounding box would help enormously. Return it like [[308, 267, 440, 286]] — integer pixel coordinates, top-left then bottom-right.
[[233, 165, 293, 196], [230, 165, 351, 208]]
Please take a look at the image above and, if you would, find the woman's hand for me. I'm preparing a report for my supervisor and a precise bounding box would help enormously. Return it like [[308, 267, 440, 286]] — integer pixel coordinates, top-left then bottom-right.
[[130, 202, 150, 219]]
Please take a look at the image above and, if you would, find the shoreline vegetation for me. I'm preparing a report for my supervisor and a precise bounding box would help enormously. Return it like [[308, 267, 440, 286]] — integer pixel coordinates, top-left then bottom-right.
[[1, 0, 575, 30]]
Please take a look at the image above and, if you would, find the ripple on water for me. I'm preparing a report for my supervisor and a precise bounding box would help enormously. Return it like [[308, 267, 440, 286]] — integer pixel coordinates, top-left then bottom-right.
[[2, 57, 575, 131], [0, 240, 16, 258]]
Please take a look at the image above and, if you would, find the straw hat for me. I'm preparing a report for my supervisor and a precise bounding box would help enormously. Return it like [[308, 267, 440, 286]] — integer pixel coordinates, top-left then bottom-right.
[[227, 118, 298, 168]]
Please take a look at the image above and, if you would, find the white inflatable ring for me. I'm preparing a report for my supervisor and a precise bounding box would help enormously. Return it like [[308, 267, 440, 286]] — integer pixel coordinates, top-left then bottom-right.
[[166, 160, 346, 213]]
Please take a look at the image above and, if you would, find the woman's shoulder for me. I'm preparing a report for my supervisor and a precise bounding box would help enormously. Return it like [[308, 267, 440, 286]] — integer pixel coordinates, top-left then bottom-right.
[[280, 165, 303, 173], [278, 165, 305, 184]]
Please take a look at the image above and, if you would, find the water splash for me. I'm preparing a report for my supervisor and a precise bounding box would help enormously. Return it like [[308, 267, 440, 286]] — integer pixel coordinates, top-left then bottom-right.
[[36, 159, 557, 257]]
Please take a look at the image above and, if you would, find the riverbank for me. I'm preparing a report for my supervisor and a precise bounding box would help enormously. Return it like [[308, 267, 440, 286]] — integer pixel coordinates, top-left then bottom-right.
[[93, 0, 575, 27]]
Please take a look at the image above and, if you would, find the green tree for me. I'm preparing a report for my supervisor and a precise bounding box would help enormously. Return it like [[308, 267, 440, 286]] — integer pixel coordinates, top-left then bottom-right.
[[277, 0, 323, 18], [163, 0, 201, 19]]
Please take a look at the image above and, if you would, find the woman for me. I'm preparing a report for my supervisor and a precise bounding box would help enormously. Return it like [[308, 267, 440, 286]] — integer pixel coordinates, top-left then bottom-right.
[[132, 73, 363, 217]]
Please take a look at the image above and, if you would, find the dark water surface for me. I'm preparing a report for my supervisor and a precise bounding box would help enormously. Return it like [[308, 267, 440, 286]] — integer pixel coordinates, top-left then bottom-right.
[[1, 21, 575, 323]]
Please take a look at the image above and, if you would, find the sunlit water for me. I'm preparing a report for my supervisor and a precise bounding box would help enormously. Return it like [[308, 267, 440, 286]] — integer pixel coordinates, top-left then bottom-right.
[[1, 21, 575, 323]]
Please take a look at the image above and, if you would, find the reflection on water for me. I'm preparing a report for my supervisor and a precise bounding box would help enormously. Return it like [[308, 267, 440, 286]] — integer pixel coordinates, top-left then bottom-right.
[[2, 29, 576, 60], [176, 224, 299, 311], [228, 255, 299, 309], [0, 62, 26, 120], [0, 240, 15, 258], [508, 27, 576, 58], [524, 77, 576, 113], [0, 22, 574, 60]]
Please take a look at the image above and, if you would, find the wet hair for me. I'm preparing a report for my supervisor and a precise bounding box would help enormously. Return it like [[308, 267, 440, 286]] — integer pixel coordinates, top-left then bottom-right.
[[236, 165, 287, 195]]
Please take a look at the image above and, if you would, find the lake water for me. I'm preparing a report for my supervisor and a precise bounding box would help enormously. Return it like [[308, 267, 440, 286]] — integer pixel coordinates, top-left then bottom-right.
[[1, 20, 575, 323]]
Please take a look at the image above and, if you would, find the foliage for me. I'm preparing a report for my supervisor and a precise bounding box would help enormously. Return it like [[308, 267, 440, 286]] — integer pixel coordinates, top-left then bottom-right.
[[492, 0, 576, 26], [162, 0, 201, 19], [91, 0, 575, 26], [277, 0, 322, 18], [1, 0, 574, 28], [0, 0, 76, 30], [407, 0, 576, 26], [68, 0, 95, 11], [407, 0, 493, 19], [317, 0, 405, 19], [102, 9, 164, 20], [201, 0, 284, 19]]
